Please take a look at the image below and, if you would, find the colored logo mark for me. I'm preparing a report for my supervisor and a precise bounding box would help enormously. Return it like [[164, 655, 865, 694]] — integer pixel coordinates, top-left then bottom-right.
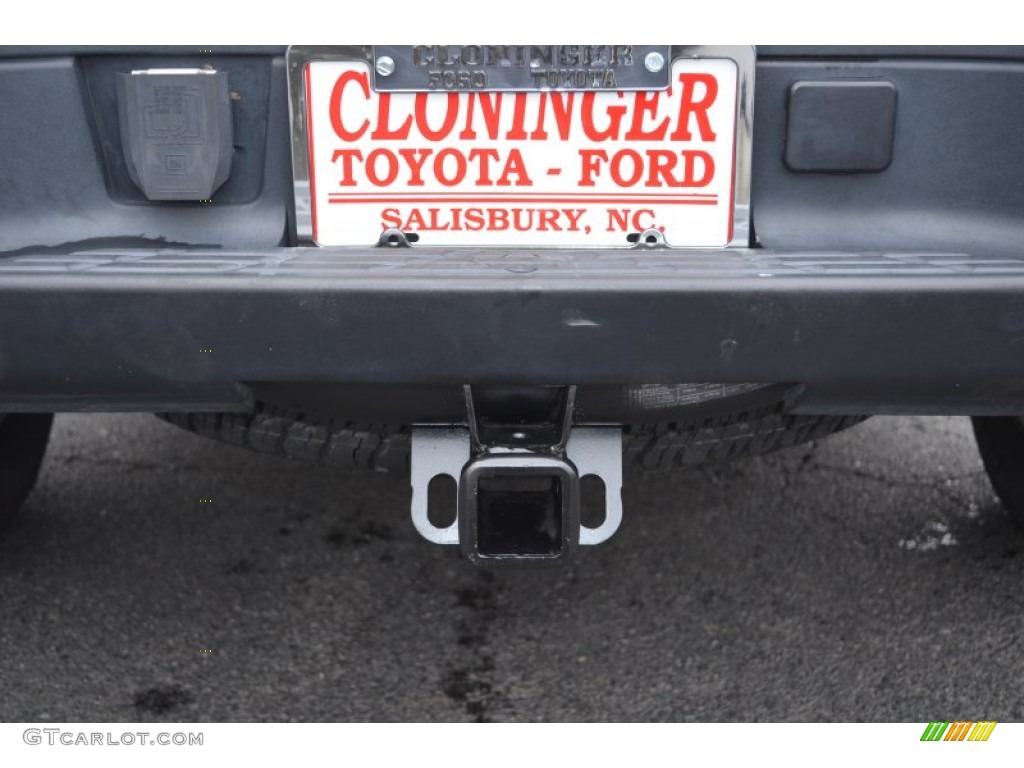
[[921, 721, 997, 742]]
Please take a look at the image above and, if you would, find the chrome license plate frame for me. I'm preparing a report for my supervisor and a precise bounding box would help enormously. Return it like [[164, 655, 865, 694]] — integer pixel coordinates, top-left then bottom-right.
[[287, 45, 754, 249]]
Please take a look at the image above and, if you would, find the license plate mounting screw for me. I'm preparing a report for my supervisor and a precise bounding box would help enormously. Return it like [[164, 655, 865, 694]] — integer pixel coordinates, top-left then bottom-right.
[[644, 51, 666, 73], [375, 56, 396, 77]]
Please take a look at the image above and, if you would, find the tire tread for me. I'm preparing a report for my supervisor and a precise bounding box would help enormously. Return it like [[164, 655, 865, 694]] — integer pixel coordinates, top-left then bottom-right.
[[159, 404, 866, 472]]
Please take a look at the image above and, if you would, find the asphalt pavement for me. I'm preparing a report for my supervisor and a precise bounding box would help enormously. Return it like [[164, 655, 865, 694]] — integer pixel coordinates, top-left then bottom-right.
[[1, 413, 1021, 722]]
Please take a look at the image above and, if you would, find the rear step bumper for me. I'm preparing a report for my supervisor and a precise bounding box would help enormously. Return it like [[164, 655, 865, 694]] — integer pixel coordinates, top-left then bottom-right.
[[1, 246, 1023, 414]]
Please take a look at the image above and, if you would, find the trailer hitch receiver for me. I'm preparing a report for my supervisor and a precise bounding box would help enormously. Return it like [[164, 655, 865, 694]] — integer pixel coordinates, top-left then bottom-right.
[[410, 386, 622, 569]]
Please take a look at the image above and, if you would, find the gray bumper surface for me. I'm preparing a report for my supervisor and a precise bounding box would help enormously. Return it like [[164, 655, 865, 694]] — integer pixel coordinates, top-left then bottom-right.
[[0, 246, 1022, 414]]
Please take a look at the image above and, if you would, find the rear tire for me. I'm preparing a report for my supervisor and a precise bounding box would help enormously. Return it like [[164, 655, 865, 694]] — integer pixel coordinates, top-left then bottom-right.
[[0, 414, 54, 530], [972, 416, 1024, 526]]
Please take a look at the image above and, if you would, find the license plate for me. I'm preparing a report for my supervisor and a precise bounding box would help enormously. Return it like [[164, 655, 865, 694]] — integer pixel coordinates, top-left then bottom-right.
[[288, 46, 753, 248]]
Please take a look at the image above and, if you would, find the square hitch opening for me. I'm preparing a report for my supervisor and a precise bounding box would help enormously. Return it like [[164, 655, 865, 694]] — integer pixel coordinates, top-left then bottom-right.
[[459, 456, 580, 569]]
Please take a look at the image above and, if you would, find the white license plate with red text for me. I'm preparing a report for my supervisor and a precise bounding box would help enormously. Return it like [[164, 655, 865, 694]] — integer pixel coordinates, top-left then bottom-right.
[[290, 46, 752, 249]]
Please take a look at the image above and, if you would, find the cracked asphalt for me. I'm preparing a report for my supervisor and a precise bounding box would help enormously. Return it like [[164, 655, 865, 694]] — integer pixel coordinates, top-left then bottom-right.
[[1, 413, 1022, 722]]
